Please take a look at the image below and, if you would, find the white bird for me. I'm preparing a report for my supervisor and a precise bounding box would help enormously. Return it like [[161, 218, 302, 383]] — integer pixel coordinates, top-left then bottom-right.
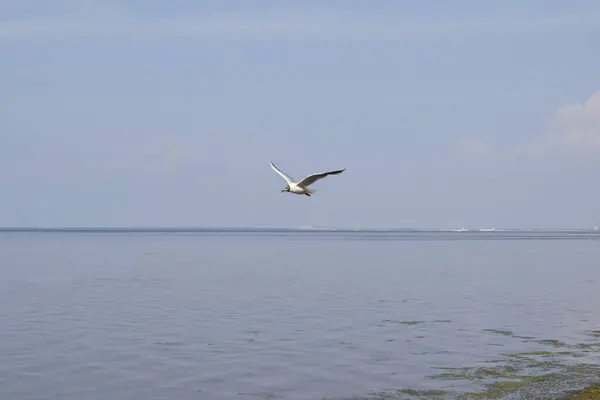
[[269, 161, 345, 197]]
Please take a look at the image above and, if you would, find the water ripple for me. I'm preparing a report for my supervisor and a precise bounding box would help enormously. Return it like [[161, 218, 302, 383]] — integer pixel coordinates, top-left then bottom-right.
[[1, 233, 599, 399]]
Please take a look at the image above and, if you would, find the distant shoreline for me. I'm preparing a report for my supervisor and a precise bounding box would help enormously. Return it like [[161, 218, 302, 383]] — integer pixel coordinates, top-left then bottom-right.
[[1, 227, 599, 234]]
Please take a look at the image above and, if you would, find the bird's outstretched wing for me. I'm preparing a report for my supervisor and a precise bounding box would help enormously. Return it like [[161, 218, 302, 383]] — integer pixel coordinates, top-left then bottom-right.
[[269, 161, 295, 184], [297, 168, 345, 187]]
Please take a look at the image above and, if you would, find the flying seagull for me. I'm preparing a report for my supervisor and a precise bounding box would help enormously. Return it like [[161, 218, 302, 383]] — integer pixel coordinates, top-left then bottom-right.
[[269, 161, 345, 197]]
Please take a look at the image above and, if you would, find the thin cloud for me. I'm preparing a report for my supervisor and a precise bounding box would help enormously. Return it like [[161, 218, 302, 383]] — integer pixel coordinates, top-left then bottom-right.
[[458, 138, 488, 156], [1, 3, 600, 43], [515, 91, 600, 157]]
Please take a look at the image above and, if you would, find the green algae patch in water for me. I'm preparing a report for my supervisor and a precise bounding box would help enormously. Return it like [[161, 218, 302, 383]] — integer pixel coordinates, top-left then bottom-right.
[[428, 365, 520, 382], [354, 388, 448, 400], [504, 350, 572, 358], [482, 329, 514, 336], [459, 380, 527, 399], [563, 384, 600, 399], [395, 388, 447, 399], [454, 369, 600, 400], [425, 331, 600, 399], [534, 339, 567, 346], [346, 330, 600, 400], [381, 319, 452, 326], [331, 390, 437, 400]]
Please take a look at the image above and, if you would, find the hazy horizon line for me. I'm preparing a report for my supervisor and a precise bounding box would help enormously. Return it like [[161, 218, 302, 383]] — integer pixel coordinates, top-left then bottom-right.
[[1, 226, 599, 232]]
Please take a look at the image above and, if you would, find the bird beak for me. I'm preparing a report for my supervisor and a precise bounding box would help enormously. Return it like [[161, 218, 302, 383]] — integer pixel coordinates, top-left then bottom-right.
[[281, 189, 285, 192]]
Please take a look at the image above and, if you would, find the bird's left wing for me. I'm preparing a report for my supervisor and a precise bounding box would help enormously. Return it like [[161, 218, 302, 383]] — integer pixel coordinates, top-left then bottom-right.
[[296, 168, 345, 187], [269, 161, 295, 184]]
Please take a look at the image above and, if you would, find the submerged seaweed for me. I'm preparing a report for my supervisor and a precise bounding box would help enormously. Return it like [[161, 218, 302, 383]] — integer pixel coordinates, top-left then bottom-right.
[[334, 329, 600, 400]]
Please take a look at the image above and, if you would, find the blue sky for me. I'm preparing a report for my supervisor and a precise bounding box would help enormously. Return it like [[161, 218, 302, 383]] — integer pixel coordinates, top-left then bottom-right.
[[1, 0, 599, 228]]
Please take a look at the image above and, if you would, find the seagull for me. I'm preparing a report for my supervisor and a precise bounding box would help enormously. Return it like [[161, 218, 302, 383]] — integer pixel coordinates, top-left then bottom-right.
[[269, 161, 345, 197]]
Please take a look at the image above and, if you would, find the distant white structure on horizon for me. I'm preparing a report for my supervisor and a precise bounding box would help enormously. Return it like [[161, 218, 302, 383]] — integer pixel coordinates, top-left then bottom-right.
[[298, 226, 337, 231]]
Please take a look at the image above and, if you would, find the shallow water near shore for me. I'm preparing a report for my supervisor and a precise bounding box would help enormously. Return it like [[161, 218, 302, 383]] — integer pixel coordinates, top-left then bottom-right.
[[1, 230, 599, 399]]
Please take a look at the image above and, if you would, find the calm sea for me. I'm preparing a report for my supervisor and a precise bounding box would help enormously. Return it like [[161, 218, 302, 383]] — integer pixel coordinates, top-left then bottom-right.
[[1, 230, 599, 399]]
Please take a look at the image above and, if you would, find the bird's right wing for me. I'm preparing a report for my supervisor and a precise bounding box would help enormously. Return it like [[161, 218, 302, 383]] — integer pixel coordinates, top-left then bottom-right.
[[269, 161, 295, 184], [296, 168, 345, 187]]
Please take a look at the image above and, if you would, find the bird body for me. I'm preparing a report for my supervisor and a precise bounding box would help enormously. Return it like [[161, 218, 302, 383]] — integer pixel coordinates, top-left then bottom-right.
[[287, 183, 314, 195], [269, 161, 345, 196]]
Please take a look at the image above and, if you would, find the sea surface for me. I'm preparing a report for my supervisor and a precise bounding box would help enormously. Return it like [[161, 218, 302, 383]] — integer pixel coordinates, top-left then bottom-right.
[[1, 229, 600, 400]]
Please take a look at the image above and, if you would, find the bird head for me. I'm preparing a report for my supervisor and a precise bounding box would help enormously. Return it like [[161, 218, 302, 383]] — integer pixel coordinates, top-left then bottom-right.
[[281, 185, 290, 192]]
